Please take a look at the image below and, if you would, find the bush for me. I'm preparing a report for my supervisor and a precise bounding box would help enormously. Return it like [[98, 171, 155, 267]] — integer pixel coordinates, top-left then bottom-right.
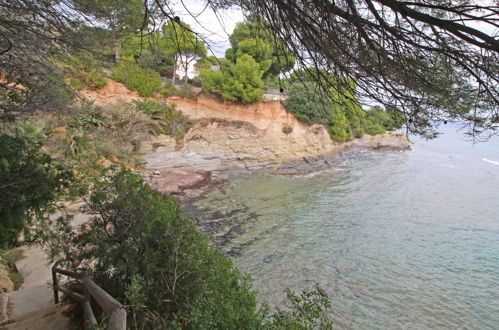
[[45, 101, 159, 170], [353, 126, 365, 138], [176, 83, 195, 99], [329, 108, 352, 142], [47, 170, 334, 329], [365, 106, 405, 131], [223, 54, 264, 103], [285, 83, 332, 125], [200, 55, 264, 104], [80, 69, 107, 90], [133, 100, 191, 141], [161, 82, 175, 98], [282, 124, 293, 134], [285, 79, 407, 141], [57, 51, 108, 91], [111, 61, 162, 97], [50, 170, 263, 329], [69, 77, 85, 90], [364, 121, 386, 135], [200, 69, 226, 96], [0, 135, 72, 248]]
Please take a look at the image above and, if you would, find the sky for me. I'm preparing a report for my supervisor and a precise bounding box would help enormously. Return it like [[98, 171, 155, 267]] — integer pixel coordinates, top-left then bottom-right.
[[170, 0, 244, 57], [170, 0, 498, 59]]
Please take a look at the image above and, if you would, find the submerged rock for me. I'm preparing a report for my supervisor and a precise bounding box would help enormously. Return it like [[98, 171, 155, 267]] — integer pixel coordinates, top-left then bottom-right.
[[150, 168, 211, 196]]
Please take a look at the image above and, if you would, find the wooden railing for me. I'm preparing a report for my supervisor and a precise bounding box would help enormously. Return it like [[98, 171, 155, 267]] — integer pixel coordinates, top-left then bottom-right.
[[52, 261, 126, 330]]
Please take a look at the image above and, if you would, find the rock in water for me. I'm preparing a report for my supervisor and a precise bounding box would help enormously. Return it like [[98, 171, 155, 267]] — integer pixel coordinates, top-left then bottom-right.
[[150, 169, 211, 196]]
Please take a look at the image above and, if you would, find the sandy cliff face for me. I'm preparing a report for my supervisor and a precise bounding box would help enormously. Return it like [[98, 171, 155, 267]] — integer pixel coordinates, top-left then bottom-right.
[[142, 96, 410, 174], [81, 80, 410, 174]]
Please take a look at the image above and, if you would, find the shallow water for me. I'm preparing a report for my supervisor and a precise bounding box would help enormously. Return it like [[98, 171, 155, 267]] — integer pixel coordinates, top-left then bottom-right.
[[190, 123, 499, 329]]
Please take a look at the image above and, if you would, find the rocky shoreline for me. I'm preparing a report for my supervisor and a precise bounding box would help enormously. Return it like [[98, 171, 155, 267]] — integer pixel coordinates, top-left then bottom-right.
[[141, 140, 411, 254], [84, 83, 410, 194], [142, 130, 410, 196]]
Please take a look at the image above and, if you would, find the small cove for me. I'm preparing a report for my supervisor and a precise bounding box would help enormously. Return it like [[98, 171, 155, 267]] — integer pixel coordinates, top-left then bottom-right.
[[184, 123, 499, 329]]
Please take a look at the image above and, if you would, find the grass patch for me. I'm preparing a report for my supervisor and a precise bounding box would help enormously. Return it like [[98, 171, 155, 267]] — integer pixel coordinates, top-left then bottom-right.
[[1, 248, 25, 290], [1, 248, 24, 265]]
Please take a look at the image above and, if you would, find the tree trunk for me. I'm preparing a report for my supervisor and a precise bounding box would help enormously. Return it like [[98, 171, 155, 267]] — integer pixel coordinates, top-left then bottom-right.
[[114, 39, 121, 64]]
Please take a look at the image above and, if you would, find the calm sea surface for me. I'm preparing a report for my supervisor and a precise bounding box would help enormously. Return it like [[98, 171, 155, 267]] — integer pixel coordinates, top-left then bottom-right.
[[191, 123, 499, 329]]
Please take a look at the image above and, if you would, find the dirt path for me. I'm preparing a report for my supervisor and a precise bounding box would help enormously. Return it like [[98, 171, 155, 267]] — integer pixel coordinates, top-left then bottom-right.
[[0, 212, 91, 330]]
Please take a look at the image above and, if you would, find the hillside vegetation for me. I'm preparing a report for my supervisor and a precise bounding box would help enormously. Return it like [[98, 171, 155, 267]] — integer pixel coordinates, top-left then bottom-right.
[[1, 5, 402, 329]]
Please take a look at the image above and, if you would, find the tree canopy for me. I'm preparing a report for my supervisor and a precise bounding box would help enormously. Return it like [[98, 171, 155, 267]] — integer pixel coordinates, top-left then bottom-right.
[[225, 15, 296, 77], [216, 0, 499, 139], [161, 20, 207, 81], [1, 0, 498, 138]]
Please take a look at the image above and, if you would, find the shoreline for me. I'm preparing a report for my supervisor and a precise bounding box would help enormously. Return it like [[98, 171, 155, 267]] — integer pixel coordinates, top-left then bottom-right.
[[144, 140, 410, 197], [154, 145, 411, 253]]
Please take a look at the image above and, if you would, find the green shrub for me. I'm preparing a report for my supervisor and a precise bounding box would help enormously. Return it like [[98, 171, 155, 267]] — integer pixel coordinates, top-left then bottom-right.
[[285, 79, 406, 141], [47, 170, 333, 329], [200, 55, 264, 104], [50, 169, 263, 329], [200, 69, 226, 96], [69, 77, 85, 90], [0, 135, 72, 248], [353, 126, 365, 138], [176, 83, 195, 99], [111, 61, 161, 97], [329, 108, 352, 142], [133, 100, 191, 141], [364, 106, 405, 131], [222, 54, 264, 103], [285, 83, 332, 125], [161, 82, 175, 98], [364, 121, 386, 135], [55, 51, 108, 91], [81, 69, 108, 90]]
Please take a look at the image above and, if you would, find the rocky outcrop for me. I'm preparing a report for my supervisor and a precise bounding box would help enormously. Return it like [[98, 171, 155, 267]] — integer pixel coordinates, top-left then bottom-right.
[[141, 97, 410, 176], [81, 81, 409, 180], [150, 168, 211, 196]]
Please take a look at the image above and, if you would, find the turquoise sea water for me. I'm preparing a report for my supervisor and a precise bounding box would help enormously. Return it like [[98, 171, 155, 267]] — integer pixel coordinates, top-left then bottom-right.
[[190, 123, 499, 329]]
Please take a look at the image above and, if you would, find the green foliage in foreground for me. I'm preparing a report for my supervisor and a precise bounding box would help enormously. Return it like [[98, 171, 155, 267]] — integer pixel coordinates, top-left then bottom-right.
[[111, 60, 162, 97], [0, 135, 72, 248], [46, 170, 333, 329], [285, 81, 405, 142]]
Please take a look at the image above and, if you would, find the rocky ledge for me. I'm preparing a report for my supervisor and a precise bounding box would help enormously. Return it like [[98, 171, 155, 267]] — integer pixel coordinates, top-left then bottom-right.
[[139, 123, 409, 193], [149, 168, 211, 196]]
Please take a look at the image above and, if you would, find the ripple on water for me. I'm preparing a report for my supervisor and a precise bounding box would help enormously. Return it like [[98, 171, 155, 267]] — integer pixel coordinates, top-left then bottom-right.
[[186, 126, 499, 329]]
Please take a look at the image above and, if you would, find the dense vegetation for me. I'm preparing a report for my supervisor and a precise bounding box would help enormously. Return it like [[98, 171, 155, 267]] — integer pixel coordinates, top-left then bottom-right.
[[200, 16, 295, 103], [0, 135, 72, 248], [285, 79, 405, 142], [111, 61, 162, 97], [200, 54, 264, 103], [4, 0, 493, 327], [47, 169, 333, 329]]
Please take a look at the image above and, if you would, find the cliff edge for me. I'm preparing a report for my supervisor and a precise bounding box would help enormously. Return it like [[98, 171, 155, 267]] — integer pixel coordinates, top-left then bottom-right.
[[81, 80, 410, 175]]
